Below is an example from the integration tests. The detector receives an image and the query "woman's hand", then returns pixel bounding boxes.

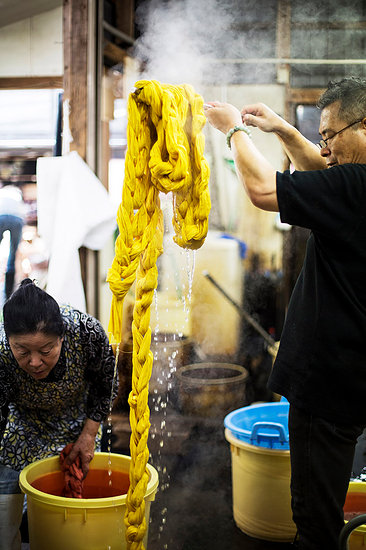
[203,101,243,134]
[241,103,288,134]
[66,419,100,478]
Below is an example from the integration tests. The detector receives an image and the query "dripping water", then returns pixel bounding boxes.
[107,343,120,487]
[182,249,196,324]
[186,249,196,304]
[148,250,196,548]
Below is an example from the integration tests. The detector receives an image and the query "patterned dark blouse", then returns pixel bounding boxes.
[0,305,118,471]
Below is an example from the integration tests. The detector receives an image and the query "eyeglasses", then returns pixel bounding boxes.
[317,119,364,149]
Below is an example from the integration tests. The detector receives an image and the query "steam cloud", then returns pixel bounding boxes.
[133,0,275,89]
[133,0,366,90]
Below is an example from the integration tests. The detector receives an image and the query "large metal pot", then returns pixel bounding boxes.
[113,334,194,411]
[150,332,193,396]
[176,362,248,418]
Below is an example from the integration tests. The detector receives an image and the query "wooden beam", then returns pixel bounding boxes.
[115,0,135,42]
[0,77,63,89]
[291,21,366,31]
[288,88,326,105]
[63,0,89,160]
[104,41,127,64]
[231,22,275,31]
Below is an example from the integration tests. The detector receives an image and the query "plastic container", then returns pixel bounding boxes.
[189,232,243,356]
[343,481,366,549]
[224,402,295,541]
[225,428,295,541]
[224,401,290,450]
[19,452,159,550]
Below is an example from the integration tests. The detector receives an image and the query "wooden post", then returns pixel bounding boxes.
[276,0,291,116]
[63,0,89,160]
[63,0,100,316]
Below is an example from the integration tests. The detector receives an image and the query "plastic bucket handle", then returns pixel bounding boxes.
[250,422,287,444]
[339,514,366,550]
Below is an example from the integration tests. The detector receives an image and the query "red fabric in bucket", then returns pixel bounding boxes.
[60,443,84,498]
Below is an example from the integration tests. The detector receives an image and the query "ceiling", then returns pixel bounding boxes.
[0,0,62,28]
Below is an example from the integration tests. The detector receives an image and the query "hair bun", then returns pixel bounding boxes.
[19,278,35,288]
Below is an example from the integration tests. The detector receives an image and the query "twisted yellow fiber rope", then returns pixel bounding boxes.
[107,79,210,550]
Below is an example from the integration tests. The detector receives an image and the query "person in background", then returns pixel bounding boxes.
[0,184,26,300]
[0,279,118,550]
[204,77,366,550]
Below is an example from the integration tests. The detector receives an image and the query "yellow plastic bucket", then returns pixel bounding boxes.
[343,481,366,549]
[225,428,296,542]
[19,452,159,550]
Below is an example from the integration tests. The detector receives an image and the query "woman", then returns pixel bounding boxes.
[0,279,118,550]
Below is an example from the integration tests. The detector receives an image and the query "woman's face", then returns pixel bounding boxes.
[8,332,63,380]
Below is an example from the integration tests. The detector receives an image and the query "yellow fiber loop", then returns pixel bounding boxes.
[107,79,210,549]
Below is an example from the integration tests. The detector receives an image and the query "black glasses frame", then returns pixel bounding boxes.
[317,119,364,149]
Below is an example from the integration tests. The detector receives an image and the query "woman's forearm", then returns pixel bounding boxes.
[82,418,100,438]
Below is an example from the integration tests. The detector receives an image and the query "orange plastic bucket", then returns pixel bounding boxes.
[344,482,366,549]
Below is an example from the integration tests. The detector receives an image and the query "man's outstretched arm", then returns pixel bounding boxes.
[241,103,326,171]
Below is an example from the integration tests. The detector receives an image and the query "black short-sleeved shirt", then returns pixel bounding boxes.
[269,164,366,424]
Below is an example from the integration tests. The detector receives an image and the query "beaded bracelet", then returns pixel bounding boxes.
[226,124,252,149]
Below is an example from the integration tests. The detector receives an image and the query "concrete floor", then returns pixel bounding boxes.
[109,399,295,550]
[21,386,295,549]
[21,396,366,549]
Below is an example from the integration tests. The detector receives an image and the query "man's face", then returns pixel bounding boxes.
[319,100,366,167]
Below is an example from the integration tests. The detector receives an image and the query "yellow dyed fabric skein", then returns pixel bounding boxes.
[107,79,210,550]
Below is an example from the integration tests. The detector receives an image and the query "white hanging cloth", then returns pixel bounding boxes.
[36,151,117,312]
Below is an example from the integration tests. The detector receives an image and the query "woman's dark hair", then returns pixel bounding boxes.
[3,279,65,338]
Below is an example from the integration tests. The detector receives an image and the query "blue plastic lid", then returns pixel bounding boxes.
[224,402,289,450]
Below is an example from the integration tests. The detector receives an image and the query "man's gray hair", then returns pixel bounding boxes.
[317,77,366,123]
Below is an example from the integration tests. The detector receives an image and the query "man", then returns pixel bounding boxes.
[0,185,26,299]
[204,77,366,549]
